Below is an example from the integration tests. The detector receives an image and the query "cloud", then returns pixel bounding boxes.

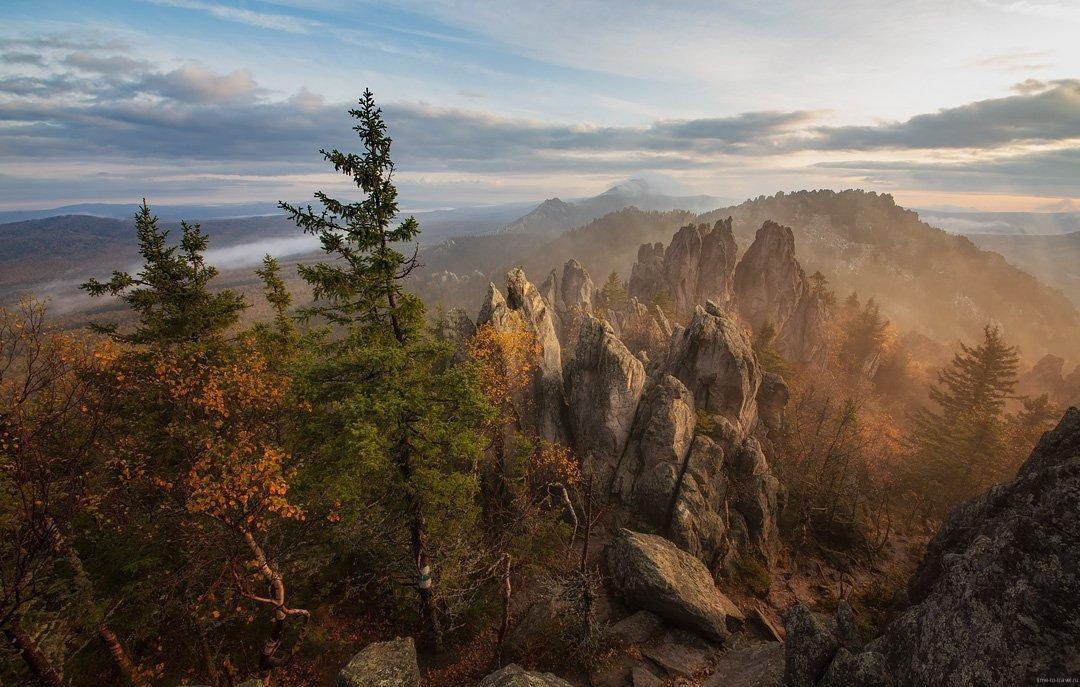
[1,52,45,66]
[971,49,1051,72]
[808,80,1080,150]
[148,0,327,34]
[62,52,149,75]
[139,66,262,104]
[1,36,1077,208]
[813,148,1080,196]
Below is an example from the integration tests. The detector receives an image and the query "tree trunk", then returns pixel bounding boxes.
[5,614,65,687]
[239,528,310,686]
[97,624,143,687]
[45,518,146,687]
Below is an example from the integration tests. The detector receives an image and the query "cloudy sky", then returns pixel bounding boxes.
[2,0,1078,211]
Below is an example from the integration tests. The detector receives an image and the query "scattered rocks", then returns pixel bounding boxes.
[609,610,664,645]
[703,641,785,687]
[782,605,839,687]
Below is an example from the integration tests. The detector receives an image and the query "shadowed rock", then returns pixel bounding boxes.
[567,314,645,484]
[783,407,1080,687]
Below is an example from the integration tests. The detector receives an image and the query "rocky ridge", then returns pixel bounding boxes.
[783,406,1080,686]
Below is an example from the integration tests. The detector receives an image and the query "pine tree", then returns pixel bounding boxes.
[281,90,489,648]
[909,324,1019,513]
[253,254,297,349]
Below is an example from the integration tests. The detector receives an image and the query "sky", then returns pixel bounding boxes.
[1,0,1078,212]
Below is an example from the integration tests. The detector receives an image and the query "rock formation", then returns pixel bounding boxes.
[605,528,744,642]
[783,407,1080,686]
[608,297,673,361]
[566,314,646,485]
[477,664,574,687]
[541,258,598,348]
[628,218,738,319]
[477,269,568,442]
[733,221,830,366]
[667,301,761,433]
[1019,354,1080,407]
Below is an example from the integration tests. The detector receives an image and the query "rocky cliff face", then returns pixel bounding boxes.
[605,302,780,569]
[478,269,568,442]
[608,297,673,362]
[784,406,1080,687]
[1019,354,1080,407]
[628,218,738,320]
[475,256,785,573]
[733,221,830,366]
[540,258,597,348]
[566,314,645,485]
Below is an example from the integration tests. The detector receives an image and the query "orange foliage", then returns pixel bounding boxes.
[467,318,539,421]
[105,336,303,531]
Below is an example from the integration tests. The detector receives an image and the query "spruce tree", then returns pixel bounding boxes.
[82,201,246,346]
[910,324,1019,513]
[599,271,628,312]
[281,89,488,648]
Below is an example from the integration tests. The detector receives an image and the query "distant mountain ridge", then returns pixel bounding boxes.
[498,178,727,236]
[416,190,1080,364]
[969,231,1080,307]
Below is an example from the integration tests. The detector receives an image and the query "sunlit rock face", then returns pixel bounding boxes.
[541,258,598,348]
[477,269,569,442]
[628,218,738,320]
[606,302,782,570]
[733,220,831,366]
[667,301,761,434]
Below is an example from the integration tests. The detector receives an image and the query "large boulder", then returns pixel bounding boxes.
[605,529,743,642]
[783,407,1080,686]
[703,640,784,687]
[567,315,646,483]
[337,637,420,687]
[478,664,574,687]
[667,301,761,433]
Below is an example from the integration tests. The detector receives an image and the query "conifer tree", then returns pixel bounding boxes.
[599,271,628,312]
[281,89,489,648]
[909,324,1020,513]
[82,201,246,346]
